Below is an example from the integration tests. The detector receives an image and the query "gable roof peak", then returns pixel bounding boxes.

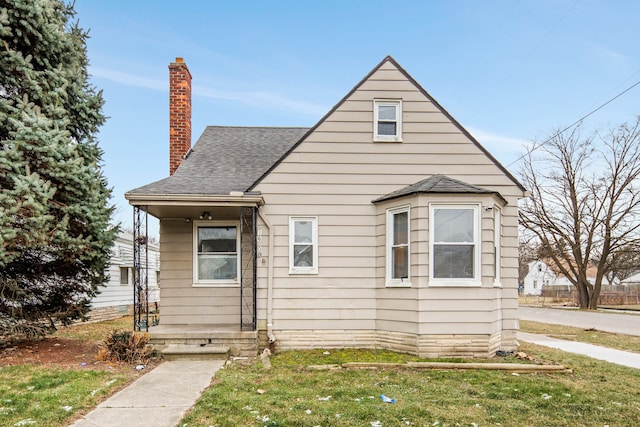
[382,54,397,63]
[250,57,524,192]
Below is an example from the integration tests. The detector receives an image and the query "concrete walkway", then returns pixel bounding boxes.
[71,360,224,427]
[518,332,640,369]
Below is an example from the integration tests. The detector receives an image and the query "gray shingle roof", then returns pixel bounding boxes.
[373,174,507,204]
[127,126,309,195]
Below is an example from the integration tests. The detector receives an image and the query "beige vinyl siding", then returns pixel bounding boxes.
[255,60,522,348]
[160,219,241,326]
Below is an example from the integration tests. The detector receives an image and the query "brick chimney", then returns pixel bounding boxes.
[168,57,192,175]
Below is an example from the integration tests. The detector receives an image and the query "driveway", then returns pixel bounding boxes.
[518,306,640,336]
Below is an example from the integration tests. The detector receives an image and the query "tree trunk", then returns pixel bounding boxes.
[576,281,590,309]
[575,278,599,310]
[588,285,601,310]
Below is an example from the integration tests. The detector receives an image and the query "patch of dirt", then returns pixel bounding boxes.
[0,337,156,372]
[0,338,98,368]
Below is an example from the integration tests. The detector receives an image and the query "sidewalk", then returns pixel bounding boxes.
[518,332,640,369]
[70,360,224,427]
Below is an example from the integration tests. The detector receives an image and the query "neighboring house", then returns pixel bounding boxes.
[125,56,527,358]
[523,260,558,295]
[523,259,619,296]
[90,231,160,321]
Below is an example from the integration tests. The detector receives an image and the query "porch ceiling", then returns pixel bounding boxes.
[125,193,263,219]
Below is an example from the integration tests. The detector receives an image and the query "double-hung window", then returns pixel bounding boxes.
[374,99,402,141]
[387,206,410,286]
[430,205,480,285]
[120,267,129,285]
[289,217,318,274]
[194,223,239,285]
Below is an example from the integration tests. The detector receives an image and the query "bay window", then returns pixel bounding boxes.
[430,204,480,284]
[387,206,410,286]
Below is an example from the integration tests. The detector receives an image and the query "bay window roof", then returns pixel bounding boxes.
[372,174,507,205]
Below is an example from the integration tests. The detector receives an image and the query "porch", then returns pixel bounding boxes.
[128,199,264,360]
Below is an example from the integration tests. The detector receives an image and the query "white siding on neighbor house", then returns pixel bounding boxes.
[159,219,241,326]
[254,60,523,344]
[523,261,558,296]
[93,232,160,313]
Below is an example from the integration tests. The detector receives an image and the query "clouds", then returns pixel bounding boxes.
[90,67,165,91]
[194,85,327,118]
[90,66,327,119]
[466,127,532,166]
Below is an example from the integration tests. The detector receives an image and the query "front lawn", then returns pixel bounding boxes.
[182,345,640,426]
[0,364,128,426]
[0,316,146,427]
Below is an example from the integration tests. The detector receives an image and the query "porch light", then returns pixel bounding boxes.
[199,211,212,220]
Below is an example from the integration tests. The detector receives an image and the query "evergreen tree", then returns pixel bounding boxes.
[0,0,116,340]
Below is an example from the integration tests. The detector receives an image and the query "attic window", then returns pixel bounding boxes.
[374,99,402,142]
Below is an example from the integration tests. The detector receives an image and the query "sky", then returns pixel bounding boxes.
[72,0,640,237]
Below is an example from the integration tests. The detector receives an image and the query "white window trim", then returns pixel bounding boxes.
[373,99,403,142]
[429,203,481,287]
[289,216,319,274]
[386,205,411,287]
[192,220,241,287]
[494,208,502,287]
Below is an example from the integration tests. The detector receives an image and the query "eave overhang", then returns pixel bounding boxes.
[124,192,264,219]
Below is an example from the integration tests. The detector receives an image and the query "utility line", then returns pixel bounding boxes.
[506,78,640,168]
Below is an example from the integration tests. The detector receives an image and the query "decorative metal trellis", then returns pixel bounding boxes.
[240,206,257,331]
[133,205,149,332]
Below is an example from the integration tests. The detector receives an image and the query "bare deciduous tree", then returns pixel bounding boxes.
[519,117,640,309]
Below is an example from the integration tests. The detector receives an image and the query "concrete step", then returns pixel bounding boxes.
[148,328,259,357]
[161,345,230,361]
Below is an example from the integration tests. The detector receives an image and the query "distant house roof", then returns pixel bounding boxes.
[622,271,640,284]
[372,174,508,204]
[127,126,309,196]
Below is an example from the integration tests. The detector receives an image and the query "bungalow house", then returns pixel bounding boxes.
[125,56,526,358]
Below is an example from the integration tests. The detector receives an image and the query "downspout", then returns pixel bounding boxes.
[258,206,276,344]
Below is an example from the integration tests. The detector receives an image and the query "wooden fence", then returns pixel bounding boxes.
[521,285,640,307]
